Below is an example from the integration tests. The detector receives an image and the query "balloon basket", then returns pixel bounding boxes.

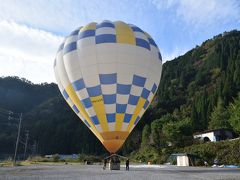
[103,154,127,170]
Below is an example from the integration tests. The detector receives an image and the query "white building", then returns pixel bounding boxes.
[193,128,236,142]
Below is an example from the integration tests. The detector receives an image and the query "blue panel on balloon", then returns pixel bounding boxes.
[106,113,116,122]
[134,116,140,125]
[136,38,150,50]
[87,85,102,97]
[148,38,158,48]
[62,90,69,99]
[70,29,80,36]
[78,30,95,39]
[158,52,162,61]
[96,22,115,28]
[128,95,139,105]
[116,104,127,113]
[81,98,92,108]
[117,84,131,94]
[132,75,146,87]
[130,26,144,33]
[99,73,117,84]
[72,105,79,114]
[96,34,116,44]
[141,88,150,99]
[143,100,149,109]
[91,116,100,125]
[84,120,91,127]
[58,43,64,52]
[151,83,157,94]
[103,94,116,104]
[123,113,132,123]
[63,42,77,54]
[72,78,85,91]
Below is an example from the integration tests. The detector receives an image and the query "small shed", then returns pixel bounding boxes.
[167,153,196,166]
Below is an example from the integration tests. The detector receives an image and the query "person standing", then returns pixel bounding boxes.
[103,158,107,170]
[126,159,129,171]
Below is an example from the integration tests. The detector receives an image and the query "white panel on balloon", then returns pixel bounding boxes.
[77,37,95,48]
[116,94,129,104]
[117,45,136,64]
[135,47,150,68]
[117,64,135,77]
[130,85,142,96]
[101,84,116,94]
[81,64,99,77]
[117,74,133,84]
[76,88,89,100]
[56,55,71,88]
[105,104,116,114]
[63,52,83,82]
[125,104,136,114]
[121,123,128,131]
[135,66,148,78]
[95,125,103,133]
[98,63,117,74]
[65,35,78,46]
[133,32,148,41]
[108,122,115,131]
[83,75,100,87]
[96,27,116,35]
[96,44,117,64]
[78,50,97,68]
[87,107,97,117]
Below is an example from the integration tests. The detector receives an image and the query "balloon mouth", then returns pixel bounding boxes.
[100,131,129,153]
[102,140,125,153]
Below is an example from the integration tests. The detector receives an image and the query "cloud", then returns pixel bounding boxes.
[0,0,149,34]
[0,20,63,83]
[161,47,188,62]
[151,0,240,28]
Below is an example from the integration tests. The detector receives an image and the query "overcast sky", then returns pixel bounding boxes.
[0,0,239,83]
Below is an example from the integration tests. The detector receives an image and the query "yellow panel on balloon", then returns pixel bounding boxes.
[115,113,125,131]
[127,97,146,132]
[114,21,135,45]
[65,84,103,142]
[90,95,109,132]
[80,22,96,32]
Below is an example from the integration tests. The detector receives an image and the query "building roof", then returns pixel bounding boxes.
[193,128,235,136]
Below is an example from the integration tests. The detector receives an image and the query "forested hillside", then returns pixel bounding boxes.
[0,30,240,157]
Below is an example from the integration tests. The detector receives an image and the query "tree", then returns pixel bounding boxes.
[162,118,193,148]
[151,119,166,150]
[208,98,231,130]
[228,93,240,133]
[141,124,151,147]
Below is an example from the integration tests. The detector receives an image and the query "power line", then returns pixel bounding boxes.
[13,113,22,166]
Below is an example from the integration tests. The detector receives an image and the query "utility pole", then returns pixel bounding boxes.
[24,130,29,160]
[13,113,22,166]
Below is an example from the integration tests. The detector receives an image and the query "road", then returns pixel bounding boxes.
[0,164,239,180]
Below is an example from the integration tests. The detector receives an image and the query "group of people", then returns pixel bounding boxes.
[103,157,129,170]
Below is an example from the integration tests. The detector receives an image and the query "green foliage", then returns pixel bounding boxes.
[141,124,151,147]
[208,98,231,130]
[179,139,240,165]
[162,117,193,148]
[228,93,240,133]
[52,154,60,162]
[1,30,240,158]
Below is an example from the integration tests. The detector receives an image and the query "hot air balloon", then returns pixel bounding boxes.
[54,20,162,153]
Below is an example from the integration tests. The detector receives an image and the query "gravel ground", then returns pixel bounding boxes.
[0,164,239,180]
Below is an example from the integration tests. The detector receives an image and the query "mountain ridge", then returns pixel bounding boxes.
[0,29,240,155]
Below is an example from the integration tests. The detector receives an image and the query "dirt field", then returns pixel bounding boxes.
[0,164,239,180]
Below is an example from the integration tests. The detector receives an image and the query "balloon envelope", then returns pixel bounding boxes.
[54,21,162,153]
